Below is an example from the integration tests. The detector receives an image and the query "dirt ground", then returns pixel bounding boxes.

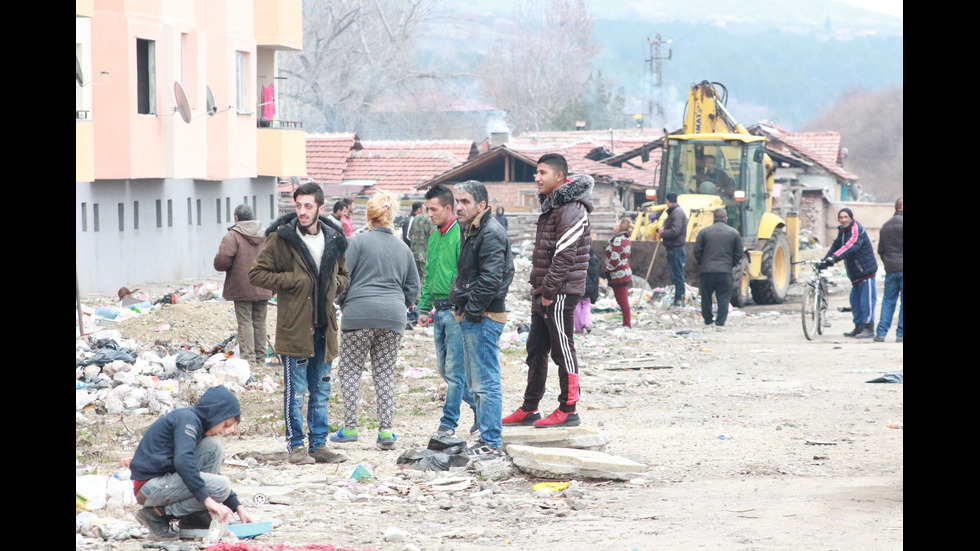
[75,250,903,551]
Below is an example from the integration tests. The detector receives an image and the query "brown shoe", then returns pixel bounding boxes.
[288,446,316,465]
[309,446,347,464]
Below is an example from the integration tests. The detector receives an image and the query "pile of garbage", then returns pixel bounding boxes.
[77,282,223,337]
[76,329,276,418]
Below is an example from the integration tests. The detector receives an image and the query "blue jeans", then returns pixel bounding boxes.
[667,247,686,302]
[876,272,903,338]
[433,309,475,432]
[281,327,332,452]
[137,437,231,517]
[460,316,504,449]
[849,277,876,325]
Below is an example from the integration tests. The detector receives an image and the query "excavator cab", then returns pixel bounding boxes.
[659,133,768,242]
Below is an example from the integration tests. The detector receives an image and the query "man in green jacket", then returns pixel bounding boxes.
[249,183,349,466]
[417,184,476,438]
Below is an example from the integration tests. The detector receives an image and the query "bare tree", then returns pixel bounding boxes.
[804,85,903,201]
[477,0,601,134]
[279,0,440,133]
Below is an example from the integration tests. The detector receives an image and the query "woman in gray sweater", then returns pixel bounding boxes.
[333,192,420,450]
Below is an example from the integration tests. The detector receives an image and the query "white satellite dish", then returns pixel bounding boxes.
[174,81,192,123]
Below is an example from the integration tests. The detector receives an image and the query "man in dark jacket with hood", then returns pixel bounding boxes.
[129,386,253,540]
[250,183,349,465]
[213,204,274,367]
[822,207,878,338]
[658,193,689,307]
[874,198,902,342]
[694,209,743,327]
[503,154,593,429]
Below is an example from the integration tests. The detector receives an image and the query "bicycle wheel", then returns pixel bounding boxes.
[816,289,826,336]
[801,285,818,340]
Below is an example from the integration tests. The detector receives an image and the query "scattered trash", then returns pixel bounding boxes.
[349,464,374,481]
[866,370,903,383]
[402,367,436,379]
[532,482,569,492]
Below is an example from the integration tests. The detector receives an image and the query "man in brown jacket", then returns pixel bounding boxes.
[213,204,274,367]
[503,153,594,428]
[249,183,349,465]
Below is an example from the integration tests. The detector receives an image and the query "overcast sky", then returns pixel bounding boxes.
[836,0,902,18]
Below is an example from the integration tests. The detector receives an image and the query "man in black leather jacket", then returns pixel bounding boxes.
[450,180,514,459]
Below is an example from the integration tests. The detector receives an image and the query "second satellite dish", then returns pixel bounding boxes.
[206,86,217,116]
[174,81,192,123]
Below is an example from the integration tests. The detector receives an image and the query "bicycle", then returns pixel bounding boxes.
[793,260,830,340]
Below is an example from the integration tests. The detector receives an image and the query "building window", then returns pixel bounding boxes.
[136,38,156,115]
[270,195,275,220]
[93,203,100,232]
[236,51,248,113]
[226,198,231,223]
[81,203,88,232]
[196,199,202,226]
[133,201,140,230]
[216,198,222,224]
[118,203,125,232]
[187,197,193,225]
[167,199,173,227]
[156,199,163,228]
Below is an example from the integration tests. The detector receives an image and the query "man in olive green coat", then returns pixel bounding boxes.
[249,183,349,465]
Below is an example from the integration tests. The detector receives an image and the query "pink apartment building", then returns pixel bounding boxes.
[76,0,305,293]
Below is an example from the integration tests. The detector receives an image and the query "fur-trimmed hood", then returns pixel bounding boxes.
[539,174,595,213]
[265,212,345,238]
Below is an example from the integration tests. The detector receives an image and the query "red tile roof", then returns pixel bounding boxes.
[750,123,857,181]
[344,150,461,196]
[359,139,476,163]
[306,133,361,186]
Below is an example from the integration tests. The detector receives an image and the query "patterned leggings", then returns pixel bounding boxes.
[338,328,402,432]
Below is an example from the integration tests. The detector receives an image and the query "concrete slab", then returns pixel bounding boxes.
[505,444,647,481]
[501,425,608,451]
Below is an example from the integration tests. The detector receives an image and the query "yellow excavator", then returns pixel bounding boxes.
[631,81,798,305]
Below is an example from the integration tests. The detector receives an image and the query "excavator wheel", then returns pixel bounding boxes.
[730,254,751,308]
[750,229,791,304]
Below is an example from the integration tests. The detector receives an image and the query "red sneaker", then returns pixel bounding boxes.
[533,409,580,428]
[501,407,542,425]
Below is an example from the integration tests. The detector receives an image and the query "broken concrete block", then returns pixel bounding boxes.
[501,425,608,451]
[505,444,647,481]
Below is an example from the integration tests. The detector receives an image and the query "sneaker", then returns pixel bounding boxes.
[288,446,316,465]
[135,507,177,540]
[377,431,397,450]
[533,409,580,428]
[435,426,455,438]
[465,441,505,459]
[177,510,212,531]
[873,336,885,342]
[896,337,903,343]
[501,407,541,426]
[469,422,480,436]
[309,446,347,464]
[329,428,359,443]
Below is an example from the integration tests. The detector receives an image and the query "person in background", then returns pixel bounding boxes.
[332,192,420,450]
[821,208,878,339]
[213,204,273,367]
[494,206,509,233]
[574,249,600,333]
[874,198,903,343]
[658,192,688,307]
[693,209,743,327]
[341,198,356,238]
[604,217,634,328]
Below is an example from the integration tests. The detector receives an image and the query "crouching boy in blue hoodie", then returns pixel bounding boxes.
[128,385,254,540]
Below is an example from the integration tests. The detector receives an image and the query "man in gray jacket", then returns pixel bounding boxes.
[694,209,743,327]
[874,198,903,342]
[213,204,273,367]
